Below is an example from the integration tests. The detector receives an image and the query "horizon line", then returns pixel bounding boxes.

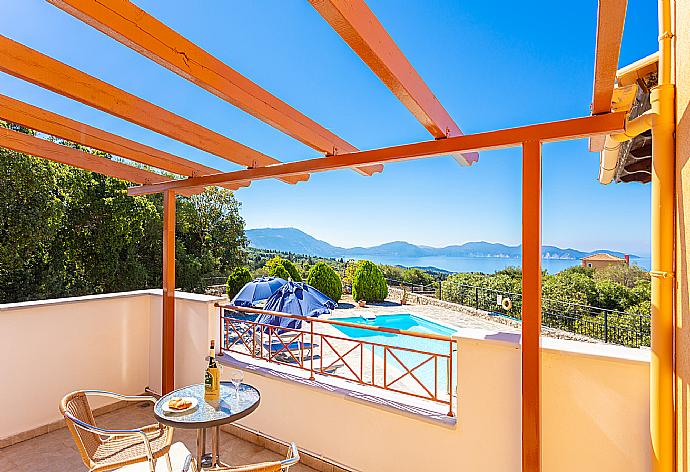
[245,226,649,257]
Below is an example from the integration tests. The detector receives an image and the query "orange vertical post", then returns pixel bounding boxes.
[162,190,176,394]
[521,140,542,471]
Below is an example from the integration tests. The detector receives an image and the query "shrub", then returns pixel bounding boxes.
[402,267,434,286]
[264,255,302,281]
[270,264,291,281]
[352,260,388,302]
[307,262,342,302]
[280,258,302,282]
[342,260,365,285]
[226,267,252,299]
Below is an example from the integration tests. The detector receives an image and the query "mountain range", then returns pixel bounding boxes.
[246,227,637,261]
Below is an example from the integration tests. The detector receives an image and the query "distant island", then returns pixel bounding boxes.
[245,227,638,261]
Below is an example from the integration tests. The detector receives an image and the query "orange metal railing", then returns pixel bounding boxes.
[216,304,457,416]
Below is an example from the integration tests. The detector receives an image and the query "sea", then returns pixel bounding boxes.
[345,254,652,274]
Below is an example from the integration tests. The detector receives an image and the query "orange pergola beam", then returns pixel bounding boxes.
[521,140,542,471]
[162,189,176,394]
[0,126,170,185]
[0,93,248,191]
[591,0,627,115]
[128,112,626,196]
[309,0,478,166]
[589,0,627,152]
[46,0,382,177]
[0,35,307,185]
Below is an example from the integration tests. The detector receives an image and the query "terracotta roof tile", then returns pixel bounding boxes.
[581,253,626,261]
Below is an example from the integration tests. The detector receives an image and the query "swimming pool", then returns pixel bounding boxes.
[331,314,457,399]
[333,313,457,339]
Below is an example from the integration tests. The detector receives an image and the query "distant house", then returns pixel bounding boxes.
[581,253,630,269]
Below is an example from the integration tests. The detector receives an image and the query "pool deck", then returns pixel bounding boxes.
[329,295,520,333]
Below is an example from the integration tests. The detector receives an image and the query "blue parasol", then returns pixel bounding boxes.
[257,281,336,330]
[230,276,287,307]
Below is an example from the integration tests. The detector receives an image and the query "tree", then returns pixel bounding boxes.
[182,187,248,273]
[0,148,67,302]
[343,260,365,285]
[175,187,248,292]
[594,279,633,311]
[226,267,252,299]
[594,264,649,288]
[402,268,434,286]
[0,133,249,303]
[307,262,342,302]
[270,264,291,280]
[352,260,388,302]
[281,258,302,281]
[264,255,302,281]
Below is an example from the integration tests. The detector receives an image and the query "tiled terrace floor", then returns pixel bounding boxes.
[0,403,317,472]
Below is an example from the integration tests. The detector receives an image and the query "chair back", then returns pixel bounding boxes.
[60,391,101,467]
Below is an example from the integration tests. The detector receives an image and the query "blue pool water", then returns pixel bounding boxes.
[331,314,457,399]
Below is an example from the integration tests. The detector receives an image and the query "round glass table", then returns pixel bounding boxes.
[154,382,260,469]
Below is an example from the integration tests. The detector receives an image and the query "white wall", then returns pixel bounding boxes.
[0,290,222,441]
[0,291,151,439]
[0,292,650,472]
[230,330,650,472]
[148,291,223,393]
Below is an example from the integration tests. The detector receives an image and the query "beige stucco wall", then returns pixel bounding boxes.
[0,291,152,440]
[147,292,223,395]
[0,290,222,442]
[676,0,690,470]
[0,291,651,471]
[227,331,650,472]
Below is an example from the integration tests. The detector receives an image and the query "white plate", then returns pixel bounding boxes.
[161,397,198,414]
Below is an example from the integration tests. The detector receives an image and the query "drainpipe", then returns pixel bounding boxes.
[650,0,675,469]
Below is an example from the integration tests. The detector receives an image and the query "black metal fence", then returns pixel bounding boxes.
[387,278,650,348]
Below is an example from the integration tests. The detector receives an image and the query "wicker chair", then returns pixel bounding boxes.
[211,443,300,472]
[60,390,175,472]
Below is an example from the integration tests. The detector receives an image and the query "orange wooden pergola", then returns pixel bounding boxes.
[0,1,634,471]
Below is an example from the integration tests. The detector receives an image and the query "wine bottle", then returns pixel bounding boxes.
[204,340,220,400]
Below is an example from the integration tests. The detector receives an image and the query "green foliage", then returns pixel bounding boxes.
[352,260,388,302]
[264,255,302,281]
[307,262,342,302]
[543,270,596,306]
[559,265,595,278]
[270,264,291,280]
[343,260,365,285]
[402,268,434,286]
[0,136,248,303]
[494,266,523,279]
[226,267,252,299]
[593,263,649,288]
[378,264,435,286]
[280,258,302,282]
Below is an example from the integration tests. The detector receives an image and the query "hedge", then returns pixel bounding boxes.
[307,262,342,302]
[352,260,388,302]
[226,267,252,299]
[265,256,302,281]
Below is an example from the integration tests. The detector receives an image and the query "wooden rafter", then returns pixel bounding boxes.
[589,0,627,152]
[1,126,168,184]
[46,0,383,177]
[591,0,627,115]
[128,112,626,196]
[309,0,478,166]
[0,94,248,190]
[0,35,307,185]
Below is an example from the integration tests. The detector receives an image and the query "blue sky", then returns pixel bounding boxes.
[1,1,657,255]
